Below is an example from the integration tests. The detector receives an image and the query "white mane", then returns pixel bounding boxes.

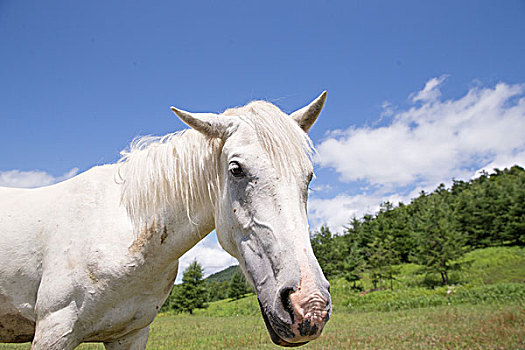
[118,130,221,228]
[118,100,314,227]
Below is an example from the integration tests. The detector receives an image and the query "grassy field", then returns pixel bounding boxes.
[149,304,525,349]
[1,304,524,349]
[1,247,524,349]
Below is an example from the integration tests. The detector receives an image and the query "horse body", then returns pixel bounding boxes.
[0,93,331,349]
[0,165,196,347]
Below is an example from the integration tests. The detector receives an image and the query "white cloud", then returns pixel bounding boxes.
[379,101,395,119]
[474,150,525,178]
[316,79,525,190]
[309,194,380,233]
[308,193,407,233]
[312,78,525,232]
[0,168,79,188]
[176,232,237,283]
[410,75,448,103]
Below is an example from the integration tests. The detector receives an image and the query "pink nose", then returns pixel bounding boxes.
[288,288,329,340]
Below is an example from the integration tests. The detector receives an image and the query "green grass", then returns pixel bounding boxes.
[1,247,524,349]
[2,304,524,349]
[331,281,525,313]
[456,246,525,285]
[151,304,525,349]
[194,294,260,317]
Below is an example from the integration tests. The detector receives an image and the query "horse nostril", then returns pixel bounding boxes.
[279,287,295,324]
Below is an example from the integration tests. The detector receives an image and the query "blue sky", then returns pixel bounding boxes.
[1,1,525,278]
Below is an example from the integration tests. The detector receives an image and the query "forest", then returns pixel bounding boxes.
[311,165,525,289]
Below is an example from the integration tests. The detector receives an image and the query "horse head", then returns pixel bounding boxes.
[171,92,331,347]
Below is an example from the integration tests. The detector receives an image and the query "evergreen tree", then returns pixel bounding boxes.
[506,166,525,245]
[160,283,180,313]
[369,235,400,291]
[454,166,525,247]
[228,271,250,300]
[311,225,342,279]
[339,226,365,289]
[172,260,207,314]
[374,203,402,290]
[410,187,466,285]
[342,215,379,287]
[206,281,229,302]
[340,243,364,288]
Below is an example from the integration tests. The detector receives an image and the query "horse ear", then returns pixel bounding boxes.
[170,107,235,138]
[290,91,327,133]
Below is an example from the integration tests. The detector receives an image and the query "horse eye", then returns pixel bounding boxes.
[229,161,244,177]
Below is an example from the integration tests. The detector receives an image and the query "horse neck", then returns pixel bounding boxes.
[128,204,216,264]
[122,131,220,263]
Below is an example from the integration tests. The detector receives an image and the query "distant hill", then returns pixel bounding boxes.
[205,265,241,283]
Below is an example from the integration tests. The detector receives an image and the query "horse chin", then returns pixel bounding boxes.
[258,299,309,348]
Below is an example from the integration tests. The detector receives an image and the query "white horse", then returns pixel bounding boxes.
[0,92,331,349]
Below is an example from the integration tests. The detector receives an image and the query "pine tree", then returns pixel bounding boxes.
[340,236,365,289]
[207,281,229,302]
[228,271,250,300]
[341,215,376,287]
[311,225,342,279]
[410,188,466,285]
[172,260,207,314]
[341,249,364,287]
[506,166,525,245]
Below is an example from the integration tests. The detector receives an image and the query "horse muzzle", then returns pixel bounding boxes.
[258,281,331,347]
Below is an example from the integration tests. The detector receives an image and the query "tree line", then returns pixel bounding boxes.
[311,165,525,289]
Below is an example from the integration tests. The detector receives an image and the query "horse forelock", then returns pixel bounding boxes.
[224,100,315,178]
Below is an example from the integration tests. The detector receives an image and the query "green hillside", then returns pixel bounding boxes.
[311,166,525,288]
[205,265,241,283]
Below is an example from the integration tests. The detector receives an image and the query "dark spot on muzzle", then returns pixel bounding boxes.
[297,319,319,337]
[258,299,308,347]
